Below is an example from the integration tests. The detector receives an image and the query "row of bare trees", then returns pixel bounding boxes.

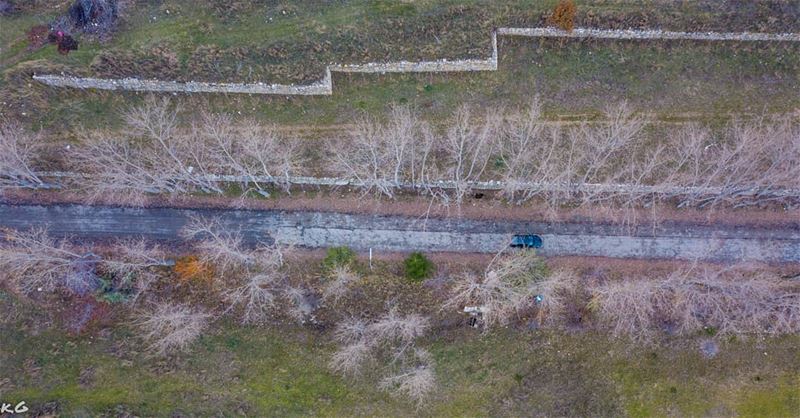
[589,265,800,341]
[71,98,303,204]
[2,98,798,207]
[444,251,800,341]
[331,101,800,208]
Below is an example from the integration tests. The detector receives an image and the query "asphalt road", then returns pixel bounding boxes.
[0,204,798,262]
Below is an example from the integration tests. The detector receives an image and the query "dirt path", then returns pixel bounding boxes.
[1,203,797,263]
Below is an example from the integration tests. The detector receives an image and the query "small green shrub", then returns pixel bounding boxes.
[323,246,357,270]
[225,336,241,349]
[403,252,434,282]
[99,291,127,304]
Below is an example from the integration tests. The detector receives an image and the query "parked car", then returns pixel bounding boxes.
[510,234,543,249]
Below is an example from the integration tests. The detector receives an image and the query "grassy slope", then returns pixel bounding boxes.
[2,0,800,132]
[2,291,798,417]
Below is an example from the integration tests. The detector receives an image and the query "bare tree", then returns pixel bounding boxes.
[0,227,93,295]
[570,102,647,205]
[135,301,211,356]
[0,228,168,299]
[664,118,800,208]
[322,265,360,304]
[72,97,223,204]
[529,269,584,326]
[196,112,304,196]
[497,100,567,204]
[180,216,252,272]
[330,317,372,375]
[666,266,800,336]
[589,265,800,341]
[379,347,436,407]
[443,249,546,328]
[368,307,430,350]
[438,106,501,205]
[102,238,170,304]
[181,216,286,324]
[589,276,673,341]
[328,106,434,198]
[330,307,435,405]
[0,122,46,191]
[224,272,279,324]
[331,308,430,368]
[495,101,649,208]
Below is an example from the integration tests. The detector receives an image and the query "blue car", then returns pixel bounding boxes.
[510,234,543,249]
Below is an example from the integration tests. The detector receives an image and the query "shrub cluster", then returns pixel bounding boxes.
[445,259,800,341]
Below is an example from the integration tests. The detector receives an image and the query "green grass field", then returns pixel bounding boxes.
[1,254,798,418]
[3,0,800,132]
[2,302,798,417]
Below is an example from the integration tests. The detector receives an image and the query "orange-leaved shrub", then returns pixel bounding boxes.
[549,0,577,31]
[174,255,214,284]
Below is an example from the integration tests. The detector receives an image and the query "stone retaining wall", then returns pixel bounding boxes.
[33,69,332,95]
[32,171,800,201]
[498,27,800,42]
[33,27,800,96]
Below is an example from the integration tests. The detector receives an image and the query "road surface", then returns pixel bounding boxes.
[0,204,798,262]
